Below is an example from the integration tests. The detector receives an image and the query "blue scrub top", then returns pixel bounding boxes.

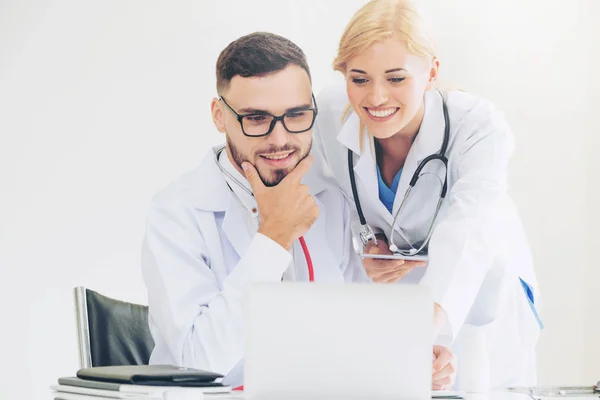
[376,165,402,214]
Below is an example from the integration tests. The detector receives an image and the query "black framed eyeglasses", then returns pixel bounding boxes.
[219,94,318,137]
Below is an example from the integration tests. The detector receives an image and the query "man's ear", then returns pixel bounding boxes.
[425,57,440,91]
[211,97,226,133]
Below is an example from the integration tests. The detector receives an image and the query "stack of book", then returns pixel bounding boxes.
[51,365,233,400]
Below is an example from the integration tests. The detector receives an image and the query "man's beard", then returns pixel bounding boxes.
[227,136,312,187]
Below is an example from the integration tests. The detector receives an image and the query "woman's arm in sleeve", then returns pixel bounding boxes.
[420,101,515,340]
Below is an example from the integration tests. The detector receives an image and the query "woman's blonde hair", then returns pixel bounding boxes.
[333,0,437,149]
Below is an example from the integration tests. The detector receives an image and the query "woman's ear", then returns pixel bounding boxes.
[211,97,226,134]
[426,57,440,91]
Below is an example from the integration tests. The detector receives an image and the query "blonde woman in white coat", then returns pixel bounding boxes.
[313,0,542,389]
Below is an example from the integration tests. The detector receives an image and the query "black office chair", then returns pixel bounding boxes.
[73,286,155,368]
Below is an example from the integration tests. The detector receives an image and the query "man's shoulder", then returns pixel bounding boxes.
[312,178,349,217]
[149,149,225,214]
[150,168,198,210]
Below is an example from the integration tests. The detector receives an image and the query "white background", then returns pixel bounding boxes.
[0,0,598,399]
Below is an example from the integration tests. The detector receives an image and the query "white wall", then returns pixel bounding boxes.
[0,1,597,399]
[585,0,600,384]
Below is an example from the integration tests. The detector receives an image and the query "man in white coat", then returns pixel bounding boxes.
[141,32,456,389]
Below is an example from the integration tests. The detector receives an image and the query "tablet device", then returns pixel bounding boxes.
[358,252,429,262]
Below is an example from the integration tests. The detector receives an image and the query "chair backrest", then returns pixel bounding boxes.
[74,286,155,368]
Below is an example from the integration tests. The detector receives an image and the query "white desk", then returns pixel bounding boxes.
[50,390,600,400]
[203,392,600,400]
[201,393,533,400]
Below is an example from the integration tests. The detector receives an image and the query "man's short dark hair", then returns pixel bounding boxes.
[216,32,311,94]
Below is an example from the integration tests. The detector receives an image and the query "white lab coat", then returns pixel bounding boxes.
[141,145,369,388]
[313,83,542,388]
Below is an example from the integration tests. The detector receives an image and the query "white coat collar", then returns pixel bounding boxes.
[336,110,365,156]
[409,89,447,165]
[187,146,231,212]
[189,146,256,260]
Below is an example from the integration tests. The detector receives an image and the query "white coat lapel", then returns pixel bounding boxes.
[354,142,393,222]
[221,201,253,259]
[299,196,344,283]
[190,146,231,212]
[391,90,447,217]
[192,146,253,259]
[337,112,393,225]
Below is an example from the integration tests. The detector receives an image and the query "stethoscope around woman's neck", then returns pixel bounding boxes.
[348,90,450,255]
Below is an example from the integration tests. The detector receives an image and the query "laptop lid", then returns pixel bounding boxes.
[243,282,433,400]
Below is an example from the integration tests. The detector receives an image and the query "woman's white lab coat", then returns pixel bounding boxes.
[312,83,542,388]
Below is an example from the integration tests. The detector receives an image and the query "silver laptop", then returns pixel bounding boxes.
[243,282,433,400]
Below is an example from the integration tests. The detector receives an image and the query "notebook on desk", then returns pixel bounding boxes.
[52,365,232,399]
[55,377,231,394]
[76,364,223,386]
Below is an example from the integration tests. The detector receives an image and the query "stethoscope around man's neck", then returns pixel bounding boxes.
[214,146,315,281]
[348,90,450,255]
